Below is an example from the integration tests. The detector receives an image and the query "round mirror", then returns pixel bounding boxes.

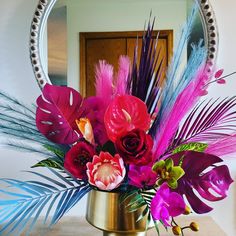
[30,0,218,92]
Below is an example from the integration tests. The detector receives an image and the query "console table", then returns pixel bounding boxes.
[23,216,226,236]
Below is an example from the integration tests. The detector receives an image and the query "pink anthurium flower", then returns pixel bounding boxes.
[104,95,151,142]
[86,152,126,191]
[151,183,185,226]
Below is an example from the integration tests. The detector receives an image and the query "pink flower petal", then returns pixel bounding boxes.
[86,152,126,191]
[214,69,224,78]
[216,78,226,84]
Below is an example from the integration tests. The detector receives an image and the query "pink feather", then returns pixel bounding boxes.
[154,66,211,158]
[115,56,130,95]
[95,60,114,105]
[206,133,236,157]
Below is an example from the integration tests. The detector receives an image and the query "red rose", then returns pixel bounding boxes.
[115,129,153,165]
[64,141,96,180]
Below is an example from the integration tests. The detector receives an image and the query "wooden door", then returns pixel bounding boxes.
[80,30,173,97]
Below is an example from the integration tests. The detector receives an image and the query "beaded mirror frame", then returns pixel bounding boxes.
[29,0,218,90]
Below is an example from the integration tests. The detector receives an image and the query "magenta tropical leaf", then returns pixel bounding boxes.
[36,84,83,144]
[171,151,233,214]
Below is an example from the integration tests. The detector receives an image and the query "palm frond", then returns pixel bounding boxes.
[0,168,91,236]
[3,141,57,159]
[127,18,163,114]
[0,91,35,117]
[0,90,69,159]
[172,97,236,149]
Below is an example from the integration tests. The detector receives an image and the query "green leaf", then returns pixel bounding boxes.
[127,194,144,207]
[128,201,146,212]
[136,205,149,222]
[119,190,139,205]
[31,159,63,169]
[43,144,66,158]
[100,141,116,155]
[154,220,160,236]
[172,142,208,154]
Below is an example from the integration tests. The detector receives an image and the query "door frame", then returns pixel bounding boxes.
[80,30,173,97]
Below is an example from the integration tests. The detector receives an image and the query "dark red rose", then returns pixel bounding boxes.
[64,141,96,180]
[115,129,153,165]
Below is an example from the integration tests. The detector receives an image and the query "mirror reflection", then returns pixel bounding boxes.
[47,0,204,95]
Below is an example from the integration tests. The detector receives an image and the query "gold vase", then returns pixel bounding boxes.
[86,189,152,236]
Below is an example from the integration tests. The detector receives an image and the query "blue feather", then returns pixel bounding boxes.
[150,4,207,136]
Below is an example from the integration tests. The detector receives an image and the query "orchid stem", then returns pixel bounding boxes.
[204,71,236,88]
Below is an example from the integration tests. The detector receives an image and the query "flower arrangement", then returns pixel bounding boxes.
[0,13,235,236]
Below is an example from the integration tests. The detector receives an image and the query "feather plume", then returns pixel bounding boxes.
[153,65,211,158]
[150,4,203,137]
[95,60,114,105]
[206,133,236,157]
[115,55,131,95]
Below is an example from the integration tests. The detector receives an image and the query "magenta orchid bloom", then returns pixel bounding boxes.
[151,183,185,226]
[171,151,234,214]
[86,152,126,191]
[128,164,157,188]
[104,95,151,142]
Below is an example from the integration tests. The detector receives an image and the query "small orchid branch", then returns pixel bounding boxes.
[204,71,236,88]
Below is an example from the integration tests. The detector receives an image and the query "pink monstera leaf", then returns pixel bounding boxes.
[36,84,83,144]
[104,95,151,142]
[171,151,233,214]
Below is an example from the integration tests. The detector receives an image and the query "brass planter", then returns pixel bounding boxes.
[86,189,152,236]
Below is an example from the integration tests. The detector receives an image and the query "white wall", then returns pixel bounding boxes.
[65,0,187,90]
[0,0,236,235]
[204,1,236,235]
